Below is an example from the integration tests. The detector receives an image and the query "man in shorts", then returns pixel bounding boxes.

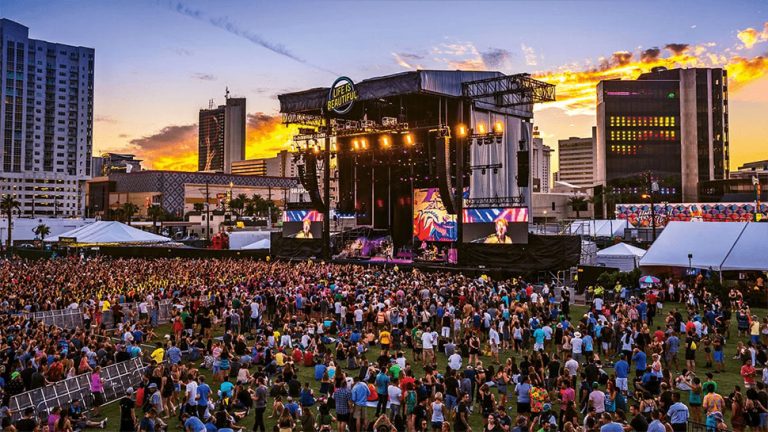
[351,376,370,432]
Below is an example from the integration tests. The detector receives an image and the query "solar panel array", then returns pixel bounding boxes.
[9,357,145,421]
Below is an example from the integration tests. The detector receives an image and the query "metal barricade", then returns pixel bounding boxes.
[25,308,84,330]
[9,357,145,420]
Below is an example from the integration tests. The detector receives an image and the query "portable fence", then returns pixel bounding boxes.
[9,357,145,421]
[25,308,84,330]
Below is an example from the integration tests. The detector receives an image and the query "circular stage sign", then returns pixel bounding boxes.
[327,76,358,115]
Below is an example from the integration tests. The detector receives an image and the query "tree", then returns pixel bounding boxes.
[121,202,139,225]
[0,195,20,250]
[229,196,245,218]
[32,223,51,242]
[569,196,589,219]
[193,203,204,214]
[147,205,164,233]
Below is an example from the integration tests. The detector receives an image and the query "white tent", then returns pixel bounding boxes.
[46,221,171,246]
[567,219,633,237]
[229,231,271,250]
[639,221,768,271]
[241,238,271,250]
[596,242,647,272]
[721,223,768,271]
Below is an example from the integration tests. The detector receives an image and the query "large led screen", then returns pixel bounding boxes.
[462,207,529,244]
[283,210,323,239]
[413,188,457,242]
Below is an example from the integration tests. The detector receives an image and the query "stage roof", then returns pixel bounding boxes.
[279,70,521,114]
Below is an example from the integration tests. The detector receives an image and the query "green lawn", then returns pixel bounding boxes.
[94,304,762,430]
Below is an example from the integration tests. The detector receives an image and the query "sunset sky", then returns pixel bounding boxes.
[2,0,767,173]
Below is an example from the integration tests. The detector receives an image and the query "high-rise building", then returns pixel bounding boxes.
[557,129,596,188]
[0,19,94,217]
[231,159,267,176]
[531,126,552,192]
[596,67,729,203]
[91,152,142,176]
[198,97,245,173]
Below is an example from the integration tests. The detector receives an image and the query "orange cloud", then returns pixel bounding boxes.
[121,113,298,171]
[533,43,768,116]
[737,22,768,49]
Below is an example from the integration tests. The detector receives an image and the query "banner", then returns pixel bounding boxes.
[616,202,768,228]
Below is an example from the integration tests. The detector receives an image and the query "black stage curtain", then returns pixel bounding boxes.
[462,234,581,272]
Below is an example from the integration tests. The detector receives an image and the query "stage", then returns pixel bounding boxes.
[276,70,572,272]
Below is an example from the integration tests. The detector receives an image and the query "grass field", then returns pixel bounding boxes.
[93,304,762,430]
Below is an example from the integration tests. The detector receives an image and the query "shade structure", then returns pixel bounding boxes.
[46,221,171,246]
[567,220,633,237]
[596,242,646,272]
[639,221,768,271]
[639,275,660,284]
[241,239,271,250]
[721,223,768,271]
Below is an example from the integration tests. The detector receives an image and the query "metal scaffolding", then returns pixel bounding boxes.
[462,73,556,107]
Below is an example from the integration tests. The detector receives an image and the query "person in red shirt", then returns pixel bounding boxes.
[303,350,314,367]
[654,327,665,343]
[741,359,757,388]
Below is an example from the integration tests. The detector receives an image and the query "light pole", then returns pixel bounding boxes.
[198,182,211,243]
[543,210,548,232]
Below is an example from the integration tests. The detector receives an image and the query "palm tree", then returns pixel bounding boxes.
[147,205,164,233]
[32,223,51,242]
[121,202,139,225]
[1,195,20,250]
[568,196,589,219]
[193,202,205,213]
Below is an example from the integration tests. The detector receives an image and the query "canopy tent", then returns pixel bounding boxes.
[596,242,647,272]
[228,231,271,250]
[639,221,768,271]
[46,221,171,246]
[566,219,633,237]
[241,238,271,250]
[721,223,768,271]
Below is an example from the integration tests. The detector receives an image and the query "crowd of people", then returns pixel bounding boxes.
[0,256,763,432]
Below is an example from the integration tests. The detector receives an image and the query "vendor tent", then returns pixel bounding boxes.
[566,219,632,237]
[46,221,171,246]
[596,242,647,272]
[241,238,271,250]
[721,223,768,271]
[639,221,768,271]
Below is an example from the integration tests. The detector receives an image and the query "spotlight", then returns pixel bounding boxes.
[361,138,368,149]
[380,135,390,148]
[404,133,414,146]
[457,124,467,137]
[477,123,486,134]
[332,143,338,152]
[353,139,360,150]
[494,121,503,133]
[313,145,320,154]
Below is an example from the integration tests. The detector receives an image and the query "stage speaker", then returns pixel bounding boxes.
[436,136,456,214]
[298,153,326,211]
[517,150,530,188]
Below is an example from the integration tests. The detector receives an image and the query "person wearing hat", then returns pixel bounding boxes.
[571,331,584,363]
[534,403,557,429]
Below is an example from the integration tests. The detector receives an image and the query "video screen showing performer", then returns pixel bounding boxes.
[283,210,323,240]
[462,207,529,244]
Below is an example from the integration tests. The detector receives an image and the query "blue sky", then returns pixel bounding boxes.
[1,0,767,170]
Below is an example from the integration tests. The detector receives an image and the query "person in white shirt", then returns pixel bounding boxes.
[594,297,603,312]
[422,327,436,365]
[571,332,584,362]
[489,327,501,363]
[448,353,462,371]
[565,354,579,377]
[387,383,403,418]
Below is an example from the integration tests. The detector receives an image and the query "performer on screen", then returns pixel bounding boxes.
[481,219,513,244]
[295,219,314,239]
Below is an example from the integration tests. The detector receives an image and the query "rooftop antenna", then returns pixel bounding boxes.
[225,86,230,100]
[208,99,214,110]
